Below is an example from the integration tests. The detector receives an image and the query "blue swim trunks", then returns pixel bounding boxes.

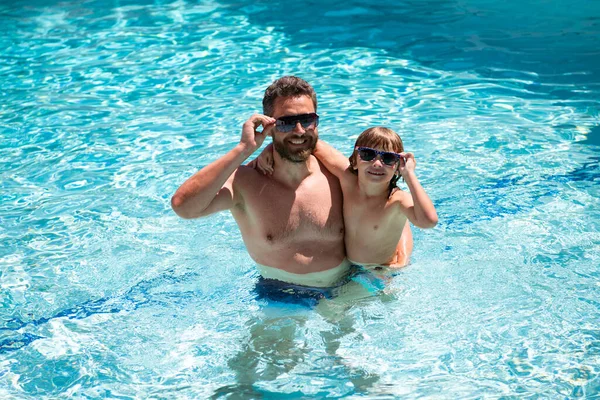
[253,277,339,308]
[253,264,387,308]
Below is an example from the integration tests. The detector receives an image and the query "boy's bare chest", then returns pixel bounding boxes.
[344,197,396,232]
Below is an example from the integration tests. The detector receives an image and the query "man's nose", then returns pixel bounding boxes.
[292,121,305,134]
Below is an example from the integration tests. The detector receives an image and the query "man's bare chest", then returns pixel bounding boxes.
[234,175,344,242]
[255,186,336,225]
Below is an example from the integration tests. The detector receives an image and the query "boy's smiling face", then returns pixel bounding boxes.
[354,146,400,185]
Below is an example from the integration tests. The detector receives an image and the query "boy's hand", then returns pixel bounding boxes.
[240,114,275,154]
[398,152,416,176]
[255,143,274,175]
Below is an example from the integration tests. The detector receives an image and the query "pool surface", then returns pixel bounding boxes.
[1,0,600,398]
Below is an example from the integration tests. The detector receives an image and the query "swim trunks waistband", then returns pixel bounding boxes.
[255,259,351,288]
[348,259,385,269]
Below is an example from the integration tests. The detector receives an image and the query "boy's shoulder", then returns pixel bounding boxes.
[338,167,359,187]
[390,186,406,197]
[389,187,412,206]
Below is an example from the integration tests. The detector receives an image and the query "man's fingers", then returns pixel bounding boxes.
[264,124,275,137]
[250,115,276,130]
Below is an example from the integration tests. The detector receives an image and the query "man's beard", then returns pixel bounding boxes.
[273,137,317,163]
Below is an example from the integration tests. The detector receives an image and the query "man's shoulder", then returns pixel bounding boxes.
[236,163,258,175]
[233,164,264,185]
[232,164,280,196]
[228,165,271,210]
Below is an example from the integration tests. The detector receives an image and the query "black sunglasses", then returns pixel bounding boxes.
[356,146,402,166]
[275,113,319,132]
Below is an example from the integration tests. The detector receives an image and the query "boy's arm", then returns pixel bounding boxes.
[249,143,274,175]
[396,153,438,229]
[313,140,351,179]
[171,114,275,219]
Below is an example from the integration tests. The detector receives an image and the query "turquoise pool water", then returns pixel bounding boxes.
[1,0,599,398]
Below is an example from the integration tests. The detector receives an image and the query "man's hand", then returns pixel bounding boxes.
[398,152,416,177]
[241,114,275,154]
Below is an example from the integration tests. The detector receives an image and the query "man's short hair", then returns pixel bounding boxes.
[262,76,318,116]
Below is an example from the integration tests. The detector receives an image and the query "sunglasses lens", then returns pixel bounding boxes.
[382,153,399,165]
[300,116,318,129]
[358,147,400,166]
[358,148,376,161]
[277,123,294,132]
[275,121,294,132]
[276,114,318,132]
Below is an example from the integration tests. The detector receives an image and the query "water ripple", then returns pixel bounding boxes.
[1,0,599,397]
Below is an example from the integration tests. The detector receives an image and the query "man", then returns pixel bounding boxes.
[171,76,349,287]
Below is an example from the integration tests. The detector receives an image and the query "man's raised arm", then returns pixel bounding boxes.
[171,114,275,219]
